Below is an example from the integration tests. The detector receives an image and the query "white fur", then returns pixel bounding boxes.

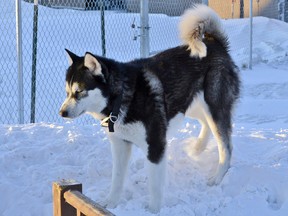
[60,82,107,119]
[147,153,166,213]
[104,114,185,212]
[179,4,225,58]
[185,92,231,185]
[100,136,132,208]
[185,92,211,153]
[113,120,148,153]
[143,70,163,95]
[84,88,108,114]
[143,70,166,117]
[84,53,102,76]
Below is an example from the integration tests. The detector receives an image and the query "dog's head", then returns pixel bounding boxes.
[59,49,108,119]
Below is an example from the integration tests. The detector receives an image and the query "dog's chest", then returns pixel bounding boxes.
[108,121,148,152]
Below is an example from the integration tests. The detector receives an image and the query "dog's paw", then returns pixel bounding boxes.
[148,202,161,214]
[207,167,228,186]
[207,165,229,186]
[207,175,222,186]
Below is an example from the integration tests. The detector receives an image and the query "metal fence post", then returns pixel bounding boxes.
[249,0,253,69]
[240,0,244,18]
[140,0,149,58]
[15,0,24,124]
[31,0,39,123]
[100,0,106,57]
[285,0,288,22]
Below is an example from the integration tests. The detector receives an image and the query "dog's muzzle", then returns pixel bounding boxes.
[59,110,68,118]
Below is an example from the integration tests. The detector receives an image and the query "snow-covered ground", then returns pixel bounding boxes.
[1,2,288,216]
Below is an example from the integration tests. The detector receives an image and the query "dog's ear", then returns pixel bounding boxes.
[65,49,79,66]
[84,52,102,76]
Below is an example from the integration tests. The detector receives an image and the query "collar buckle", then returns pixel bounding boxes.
[101,112,119,132]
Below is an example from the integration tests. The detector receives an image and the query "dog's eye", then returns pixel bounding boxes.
[74,90,83,100]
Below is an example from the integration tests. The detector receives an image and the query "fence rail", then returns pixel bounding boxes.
[53,180,114,216]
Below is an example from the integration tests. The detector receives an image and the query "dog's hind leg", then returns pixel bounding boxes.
[202,105,232,186]
[101,136,132,208]
[147,153,167,213]
[202,66,239,185]
[185,93,211,154]
[194,116,211,154]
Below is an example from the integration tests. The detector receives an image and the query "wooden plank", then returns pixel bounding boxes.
[76,210,85,216]
[64,190,115,216]
[53,180,82,216]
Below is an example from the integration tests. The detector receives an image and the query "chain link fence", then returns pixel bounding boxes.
[0,1,18,124]
[1,0,287,125]
[1,0,140,125]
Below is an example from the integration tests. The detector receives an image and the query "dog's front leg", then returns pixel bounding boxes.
[102,135,132,208]
[148,153,167,213]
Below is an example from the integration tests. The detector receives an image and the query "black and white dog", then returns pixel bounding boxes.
[59,5,240,213]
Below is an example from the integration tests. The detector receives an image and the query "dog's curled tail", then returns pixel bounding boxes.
[179,4,228,58]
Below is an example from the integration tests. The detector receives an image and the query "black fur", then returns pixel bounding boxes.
[65,37,240,164]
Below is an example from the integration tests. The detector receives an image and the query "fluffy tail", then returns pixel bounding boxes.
[179,4,228,58]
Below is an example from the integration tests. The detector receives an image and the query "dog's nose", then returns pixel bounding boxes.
[59,110,68,118]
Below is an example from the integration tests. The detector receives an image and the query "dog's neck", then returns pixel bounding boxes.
[86,112,106,121]
[99,87,123,132]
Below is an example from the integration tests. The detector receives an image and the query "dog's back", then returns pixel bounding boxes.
[125,21,239,122]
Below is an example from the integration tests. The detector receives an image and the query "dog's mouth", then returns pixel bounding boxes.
[78,110,85,117]
[59,109,85,119]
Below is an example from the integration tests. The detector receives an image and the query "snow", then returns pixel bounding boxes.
[1,2,288,216]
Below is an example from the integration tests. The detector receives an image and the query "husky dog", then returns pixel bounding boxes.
[59,5,240,213]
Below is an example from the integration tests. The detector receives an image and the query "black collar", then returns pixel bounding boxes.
[109,92,122,132]
[100,93,122,132]
[101,74,123,132]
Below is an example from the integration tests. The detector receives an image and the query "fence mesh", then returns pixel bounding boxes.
[0,1,18,124]
[1,0,287,125]
[2,0,140,125]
